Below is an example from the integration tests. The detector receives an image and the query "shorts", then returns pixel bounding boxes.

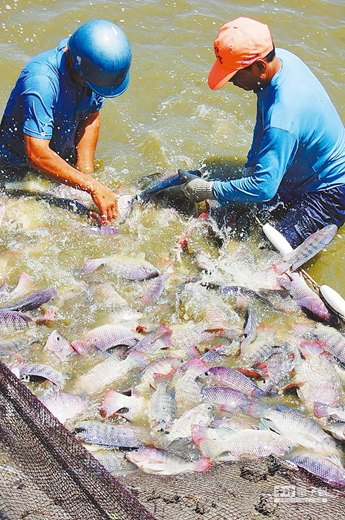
[275,185,345,248]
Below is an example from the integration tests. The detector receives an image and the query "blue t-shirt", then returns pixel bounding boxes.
[213,48,345,204]
[0,39,104,166]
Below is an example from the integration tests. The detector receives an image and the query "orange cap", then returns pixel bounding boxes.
[208,17,273,90]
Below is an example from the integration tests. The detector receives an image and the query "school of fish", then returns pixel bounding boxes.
[0,183,344,490]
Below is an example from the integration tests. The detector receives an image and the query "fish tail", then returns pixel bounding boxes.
[195,456,212,473]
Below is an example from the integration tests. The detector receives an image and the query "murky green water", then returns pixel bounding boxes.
[0,0,344,484]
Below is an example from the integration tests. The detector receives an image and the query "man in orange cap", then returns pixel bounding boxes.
[178,17,345,247]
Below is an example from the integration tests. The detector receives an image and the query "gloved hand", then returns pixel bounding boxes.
[178,169,215,203]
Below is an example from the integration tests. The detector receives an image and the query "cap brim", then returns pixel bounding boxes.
[87,71,130,98]
[208,60,238,90]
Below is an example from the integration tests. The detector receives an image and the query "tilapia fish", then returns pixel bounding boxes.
[193,426,291,461]
[137,170,202,203]
[278,271,331,321]
[83,254,160,281]
[73,351,148,396]
[73,421,143,448]
[40,391,88,424]
[275,224,338,274]
[125,447,211,475]
[0,287,56,312]
[0,309,33,332]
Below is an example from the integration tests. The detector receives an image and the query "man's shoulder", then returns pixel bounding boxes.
[23,39,67,78]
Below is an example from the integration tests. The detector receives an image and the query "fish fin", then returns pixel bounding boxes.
[70,340,89,356]
[235,367,262,379]
[191,424,208,446]
[252,361,270,379]
[195,457,212,473]
[313,402,328,418]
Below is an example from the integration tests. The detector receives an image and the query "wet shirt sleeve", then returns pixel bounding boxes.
[213,127,298,204]
[21,74,56,139]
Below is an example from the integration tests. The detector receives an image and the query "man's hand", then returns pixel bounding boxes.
[178,169,215,203]
[90,182,118,223]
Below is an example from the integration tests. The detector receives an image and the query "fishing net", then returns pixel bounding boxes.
[0,359,344,520]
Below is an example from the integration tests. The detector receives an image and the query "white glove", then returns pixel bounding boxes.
[178,169,215,203]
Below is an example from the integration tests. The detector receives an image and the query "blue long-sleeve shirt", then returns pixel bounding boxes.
[0,39,104,167]
[213,48,345,205]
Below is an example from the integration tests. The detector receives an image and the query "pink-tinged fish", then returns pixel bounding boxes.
[139,269,172,307]
[73,351,148,396]
[254,348,296,395]
[40,391,88,424]
[125,447,211,475]
[92,449,138,475]
[200,366,263,398]
[0,287,56,312]
[128,323,172,356]
[6,272,34,299]
[301,323,345,364]
[85,225,120,236]
[44,330,75,361]
[173,358,209,414]
[259,407,337,456]
[274,224,338,274]
[76,324,141,353]
[278,271,331,321]
[11,362,66,388]
[285,350,343,410]
[165,404,214,444]
[0,309,33,332]
[193,425,291,461]
[201,386,250,413]
[83,253,159,281]
[138,357,181,390]
[239,326,278,365]
[74,421,143,448]
[313,402,345,422]
[288,451,345,488]
[148,379,176,432]
[99,388,147,421]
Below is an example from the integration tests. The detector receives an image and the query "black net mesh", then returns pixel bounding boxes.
[0,359,344,520]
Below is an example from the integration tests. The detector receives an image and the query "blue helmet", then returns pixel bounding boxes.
[68,19,131,98]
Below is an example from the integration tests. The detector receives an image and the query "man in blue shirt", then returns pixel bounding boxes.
[0,19,131,223]
[178,17,345,247]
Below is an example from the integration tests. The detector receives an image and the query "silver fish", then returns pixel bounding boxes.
[259,407,337,456]
[0,309,33,332]
[275,224,338,274]
[83,253,160,281]
[125,446,211,475]
[44,330,75,361]
[148,380,176,432]
[200,366,263,398]
[193,425,291,461]
[166,404,214,444]
[11,362,66,388]
[201,386,250,413]
[99,388,147,421]
[74,351,148,396]
[40,391,88,424]
[278,271,331,321]
[288,450,345,487]
[0,287,56,312]
[74,421,142,448]
[78,324,141,353]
